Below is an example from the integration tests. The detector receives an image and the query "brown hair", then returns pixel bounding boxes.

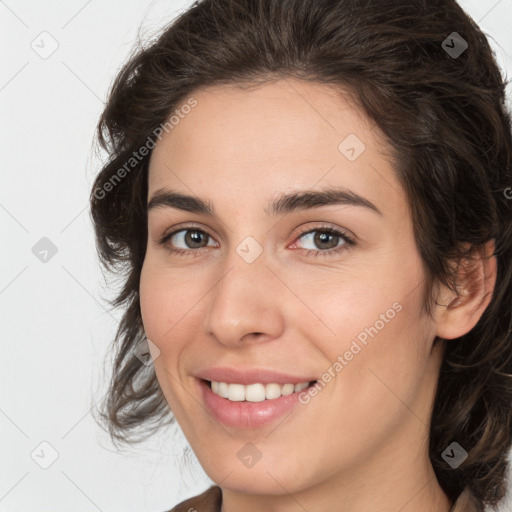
[89,0,512,507]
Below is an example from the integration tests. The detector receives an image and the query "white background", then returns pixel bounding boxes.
[1,1,511,511]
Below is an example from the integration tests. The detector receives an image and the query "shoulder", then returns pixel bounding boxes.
[165,485,222,512]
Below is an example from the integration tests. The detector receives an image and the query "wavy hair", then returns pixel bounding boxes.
[89,0,512,507]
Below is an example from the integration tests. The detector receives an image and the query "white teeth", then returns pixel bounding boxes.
[246,383,266,402]
[281,383,295,396]
[209,380,313,401]
[265,383,282,400]
[228,383,245,401]
[294,382,309,392]
[218,382,229,398]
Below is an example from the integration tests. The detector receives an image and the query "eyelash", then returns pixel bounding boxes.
[157,224,355,258]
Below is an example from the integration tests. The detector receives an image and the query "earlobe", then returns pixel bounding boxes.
[435,239,497,340]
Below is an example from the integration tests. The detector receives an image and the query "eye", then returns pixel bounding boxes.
[291,226,355,257]
[158,226,217,256]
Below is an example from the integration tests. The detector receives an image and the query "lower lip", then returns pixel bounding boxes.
[198,379,312,429]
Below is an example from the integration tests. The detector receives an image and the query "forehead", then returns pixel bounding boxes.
[147,79,404,218]
[150,78,385,162]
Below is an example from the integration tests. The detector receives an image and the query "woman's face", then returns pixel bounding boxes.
[140,79,445,498]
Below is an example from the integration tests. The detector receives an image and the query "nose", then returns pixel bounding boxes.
[203,243,285,347]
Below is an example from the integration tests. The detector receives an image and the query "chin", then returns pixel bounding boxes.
[200,454,319,497]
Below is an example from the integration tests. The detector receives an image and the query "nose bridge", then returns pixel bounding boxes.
[204,237,284,346]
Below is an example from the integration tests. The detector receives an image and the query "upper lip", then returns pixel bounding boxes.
[194,367,318,385]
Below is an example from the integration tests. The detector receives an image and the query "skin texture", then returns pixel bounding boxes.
[139,78,497,512]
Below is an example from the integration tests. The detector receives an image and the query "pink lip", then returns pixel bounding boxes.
[194,366,317,385]
[197,378,314,429]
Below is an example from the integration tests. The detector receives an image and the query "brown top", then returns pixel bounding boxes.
[168,485,222,512]
[167,484,484,512]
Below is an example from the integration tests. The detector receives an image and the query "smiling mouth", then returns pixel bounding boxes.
[204,379,318,402]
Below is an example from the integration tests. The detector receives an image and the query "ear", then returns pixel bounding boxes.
[434,239,497,340]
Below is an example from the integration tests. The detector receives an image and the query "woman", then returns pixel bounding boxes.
[90,1,512,511]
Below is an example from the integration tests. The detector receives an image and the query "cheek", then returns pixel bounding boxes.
[139,262,166,341]
[316,282,432,430]
[140,259,195,340]
[294,269,404,350]
[287,238,424,344]
[300,258,432,409]
[139,261,199,413]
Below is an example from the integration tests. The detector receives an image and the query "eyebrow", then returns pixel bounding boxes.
[147,186,383,217]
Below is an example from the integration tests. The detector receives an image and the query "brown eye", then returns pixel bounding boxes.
[159,227,217,253]
[290,226,355,258]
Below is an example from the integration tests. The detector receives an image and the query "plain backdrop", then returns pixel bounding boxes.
[1,1,512,511]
